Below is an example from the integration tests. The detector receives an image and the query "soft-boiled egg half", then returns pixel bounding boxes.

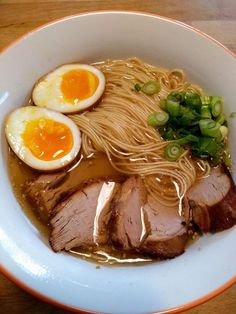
[32,64,105,113]
[5,106,81,171]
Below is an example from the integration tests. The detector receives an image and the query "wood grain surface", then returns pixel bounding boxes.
[0,1,235,313]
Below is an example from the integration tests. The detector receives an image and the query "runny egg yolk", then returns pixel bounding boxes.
[60,69,99,104]
[22,118,73,161]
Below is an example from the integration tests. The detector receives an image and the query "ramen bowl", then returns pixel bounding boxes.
[0,11,235,314]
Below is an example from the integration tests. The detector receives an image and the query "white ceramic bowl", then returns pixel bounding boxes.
[0,11,235,314]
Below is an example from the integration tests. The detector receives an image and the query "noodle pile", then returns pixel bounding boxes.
[70,57,210,206]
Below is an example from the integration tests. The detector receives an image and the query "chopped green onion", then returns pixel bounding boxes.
[159,99,167,111]
[134,83,141,92]
[220,125,228,139]
[224,155,231,168]
[179,114,190,126]
[184,91,202,112]
[175,128,191,137]
[179,105,188,115]
[179,109,199,126]
[200,137,218,157]
[162,127,174,140]
[230,112,236,118]
[210,96,223,117]
[192,137,218,157]
[199,119,221,137]
[200,96,211,105]
[216,113,226,125]
[142,81,161,95]
[167,91,184,103]
[147,111,169,127]
[147,89,229,166]
[200,105,211,119]
[175,134,199,145]
[166,99,180,117]
[168,116,180,129]
[164,143,183,161]
[211,143,230,167]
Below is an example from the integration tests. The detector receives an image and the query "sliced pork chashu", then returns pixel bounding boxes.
[111,176,189,258]
[25,169,125,222]
[50,180,120,252]
[187,166,236,232]
[141,196,188,258]
[111,176,147,250]
[25,172,69,222]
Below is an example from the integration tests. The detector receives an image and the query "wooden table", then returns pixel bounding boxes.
[0,1,235,313]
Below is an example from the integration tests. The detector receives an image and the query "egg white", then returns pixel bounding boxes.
[32,64,105,113]
[5,106,81,171]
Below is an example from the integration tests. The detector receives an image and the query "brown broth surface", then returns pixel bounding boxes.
[8,149,154,265]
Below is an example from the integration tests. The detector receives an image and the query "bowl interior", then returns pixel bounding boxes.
[0,12,236,314]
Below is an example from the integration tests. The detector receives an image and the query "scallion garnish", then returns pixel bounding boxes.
[179,105,188,115]
[147,112,169,127]
[146,89,230,166]
[220,125,228,139]
[192,137,218,158]
[200,96,211,105]
[162,127,174,140]
[142,81,161,95]
[167,91,184,103]
[210,96,223,117]
[175,134,199,145]
[199,119,221,137]
[184,91,202,112]
[159,99,167,111]
[224,155,232,168]
[216,113,226,125]
[134,83,141,92]
[200,105,211,119]
[230,112,236,118]
[166,99,180,117]
[164,143,183,161]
